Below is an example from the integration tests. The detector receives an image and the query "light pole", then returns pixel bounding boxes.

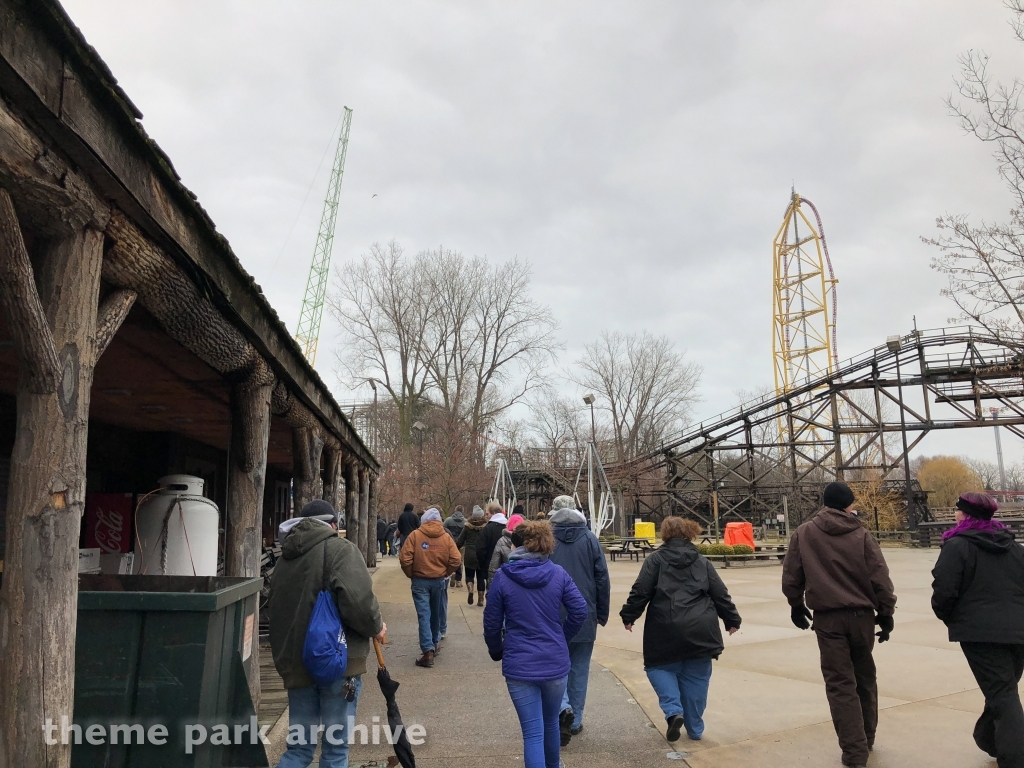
[583,393,596,444]
[367,378,378,455]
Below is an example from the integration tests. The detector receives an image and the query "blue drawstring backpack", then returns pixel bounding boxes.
[302,541,348,686]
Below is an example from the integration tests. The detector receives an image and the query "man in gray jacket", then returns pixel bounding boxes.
[549,495,610,746]
[268,500,386,768]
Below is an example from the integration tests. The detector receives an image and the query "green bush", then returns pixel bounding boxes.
[696,543,711,555]
[705,544,735,556]
[732,544,755,555]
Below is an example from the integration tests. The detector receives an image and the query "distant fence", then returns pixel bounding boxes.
[914,518,1024,548]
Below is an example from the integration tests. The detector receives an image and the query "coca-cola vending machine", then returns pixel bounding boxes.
[83,493,135,574]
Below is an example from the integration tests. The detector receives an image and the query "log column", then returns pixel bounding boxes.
[292,426,324,514]
[0,193,134,768]
[345,459,359,548]
[226,369,273,714]
[358,466,370,565]
[323,447,343,512]
[367,474,378,567]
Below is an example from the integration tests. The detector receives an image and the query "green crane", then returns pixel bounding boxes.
[295,106,353,365]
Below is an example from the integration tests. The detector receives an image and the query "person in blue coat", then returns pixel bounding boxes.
[548,496,610,745]
[484,520,588,768]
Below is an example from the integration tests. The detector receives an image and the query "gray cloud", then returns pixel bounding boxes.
[62,0,1024,462]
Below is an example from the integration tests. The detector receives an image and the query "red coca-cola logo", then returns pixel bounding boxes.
[93,507,126,554]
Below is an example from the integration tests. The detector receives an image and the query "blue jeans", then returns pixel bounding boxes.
[411,576,446,653]
[645,658,713,739]
[559,641,594,729]
[277,675,362,768]
[506,677,567,768]
[440,577,449,637]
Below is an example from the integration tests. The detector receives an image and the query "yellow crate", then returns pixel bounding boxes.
[634,521,656,544]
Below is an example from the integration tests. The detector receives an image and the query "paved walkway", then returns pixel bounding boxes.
[266,547,1011,768]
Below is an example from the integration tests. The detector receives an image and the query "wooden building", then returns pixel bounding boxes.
[0,2,379,765]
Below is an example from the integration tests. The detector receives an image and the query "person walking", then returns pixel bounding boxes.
[457,507,489,605]
[932,492,1024,767]
[267,500,386,768]
[549,496,610,745]
[385,519,399,556]
[619,516,740,744]
[488,511,526,582]
[782,481,896,768]
[397,502,420,549]
[376,515,389,557]
[400,507,461,668]
[444,505,467,588]
[476,502,509,603]
[484,521,588,768]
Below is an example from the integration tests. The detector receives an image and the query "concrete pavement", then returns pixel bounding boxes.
[265,546,1009,768]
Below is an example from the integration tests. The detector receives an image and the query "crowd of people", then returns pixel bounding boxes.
[264,482,1024,768]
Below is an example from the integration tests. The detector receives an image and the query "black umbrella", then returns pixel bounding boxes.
[373,638,416,768]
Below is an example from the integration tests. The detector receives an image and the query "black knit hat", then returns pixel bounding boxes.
[403,502,414,513]
[300,499,338,524]
[956,492,999,521]
[823,481,856,511]
[510,529,525,548]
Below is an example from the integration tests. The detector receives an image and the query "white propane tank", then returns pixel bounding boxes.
[133,474,219,576]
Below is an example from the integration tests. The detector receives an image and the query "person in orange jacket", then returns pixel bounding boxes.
[400,507,462,668]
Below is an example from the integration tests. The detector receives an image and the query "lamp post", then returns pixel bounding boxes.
[583,393,596,444]
[367,378,378,455]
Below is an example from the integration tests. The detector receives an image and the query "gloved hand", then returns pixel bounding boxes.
[489,647,503,662]
[876,614,894,643]
[790,604,812,630]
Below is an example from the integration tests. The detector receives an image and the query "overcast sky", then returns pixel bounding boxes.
[61,0,1024,465]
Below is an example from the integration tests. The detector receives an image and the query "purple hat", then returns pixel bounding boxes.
[956,492,999,521]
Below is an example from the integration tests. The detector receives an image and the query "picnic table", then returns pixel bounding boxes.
[604,537,657,562]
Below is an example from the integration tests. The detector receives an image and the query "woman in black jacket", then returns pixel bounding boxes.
[932,492,1024,766]
[620,517,741,743]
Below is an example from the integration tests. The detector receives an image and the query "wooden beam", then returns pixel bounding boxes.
[358,466,370,566]
[367,474,378,568]
[291,426,323,515]
[345,460,359,550]
[0,221,108,768]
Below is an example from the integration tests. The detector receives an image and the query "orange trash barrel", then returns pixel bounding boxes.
[724,522,755,549]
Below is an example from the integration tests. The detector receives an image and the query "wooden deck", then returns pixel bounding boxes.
[258,640,288,731]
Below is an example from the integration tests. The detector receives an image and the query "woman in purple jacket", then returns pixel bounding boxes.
[484,520,588,768]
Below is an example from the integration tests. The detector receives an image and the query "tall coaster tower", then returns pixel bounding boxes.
[772,190,839,455]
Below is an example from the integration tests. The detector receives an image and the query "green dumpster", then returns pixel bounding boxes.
[72,574,268,768]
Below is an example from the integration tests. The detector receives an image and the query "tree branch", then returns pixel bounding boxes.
[0,188,59,393]
[94,288,137,358]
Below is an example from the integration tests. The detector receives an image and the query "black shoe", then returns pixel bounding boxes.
[559,709,574,746]
[570,724,584,737]
[468,591,474,605]
[665,715,684,742]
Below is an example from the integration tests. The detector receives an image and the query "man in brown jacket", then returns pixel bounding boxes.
[782,481,897,768]
[400,507,462,668]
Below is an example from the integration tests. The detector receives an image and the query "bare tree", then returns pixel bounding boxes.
[332,244,559,452]
[328,240,441,447]
[574,330,701,461]
[965,456,1002,490]
[425,253,559,442]
[927,1,1024,345]
[526,389,589,467]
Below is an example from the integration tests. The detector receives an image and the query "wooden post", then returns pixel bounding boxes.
[345,460,359,548]
[367,474,378,567]
[226,374,272,715]
[292,426,324,514]
[0,192,134,768]
[358,466,370,566]
[322,447,342,512]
